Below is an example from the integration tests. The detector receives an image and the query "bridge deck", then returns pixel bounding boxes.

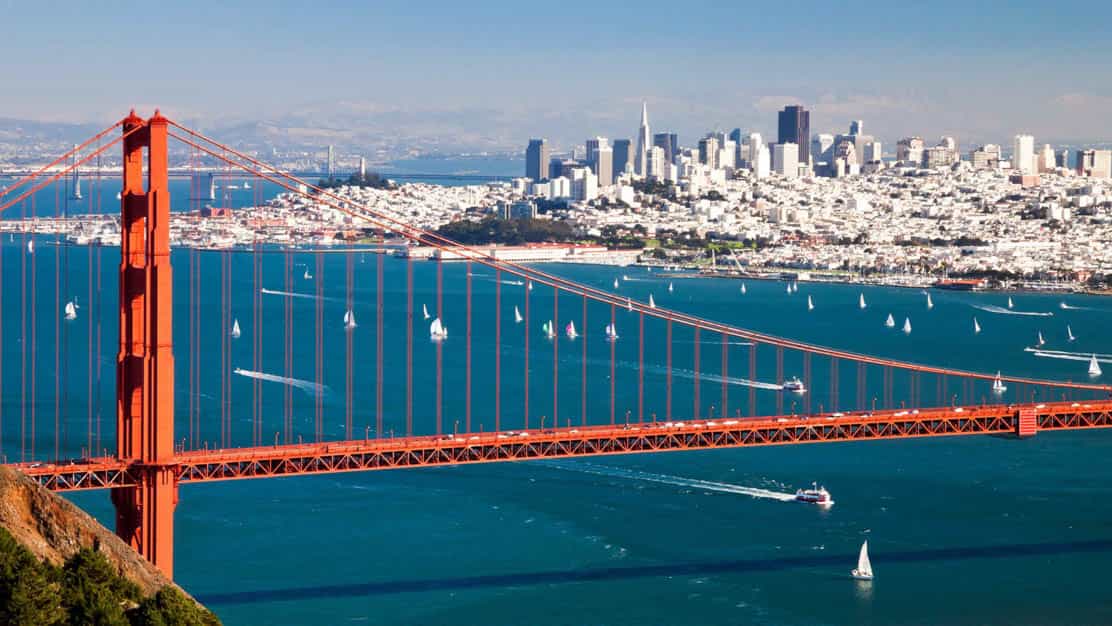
[15,400,1112,491]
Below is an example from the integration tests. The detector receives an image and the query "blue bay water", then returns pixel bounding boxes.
[1,175,1111,623]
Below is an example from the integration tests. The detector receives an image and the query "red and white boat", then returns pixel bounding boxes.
[795,483,834,507]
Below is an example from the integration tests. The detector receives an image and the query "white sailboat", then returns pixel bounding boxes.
[622,275,630,282]
[1037,331,1045,347]
[527,280,533,291]
[884,313,895,328]
[902,317,912,334]
[792,281,799,293]
[303,268,312,280]
[786,283,792,295]
[1089,354,1102,378]
[423,304,431,320]
[973,317,981,334]
[668,282,674,293]
[430,317,448,341]
[64,301,77,321]
[230,318,241,338]
[565,320,578,339]
[648,294,656,309]
[514,306,523,324]
[243,181,251,190]
[604,322,618,341]
[740,283,747,295]
[925,292,934,309]
[1067,325,1076,342]
[115,191,122,201]
[992,372,1007,394]
[1007,297,1014,309]
[626,298,633,312]
[851,541,874,581]
[343,309,357,330]
[542,320,555,339]
[807,295,814,311]
[858,293,866,309]
[613,278,619,289]
[27,239,34,254]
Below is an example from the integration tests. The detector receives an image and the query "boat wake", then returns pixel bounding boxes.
[1026,348,1112,364]
[542,461,797,502]
[1059,302,1099,311]
[972,304,1053,317]
[260,288,343,303]
[233,368,329,396]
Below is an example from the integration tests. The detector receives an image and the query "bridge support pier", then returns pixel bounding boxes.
[111,111,178,578]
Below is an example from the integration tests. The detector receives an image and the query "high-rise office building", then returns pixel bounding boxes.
[525,139,550,180]
[747,133,764,168]
[698,136,720,169]
[773,143,799,178]
[969,144,1002,169]
[647,146,667,180]
[812,134,835,165]
[849,120,864,136]
[585,137,614,186]
[777,105,810,164]
[1056,149,1070,169]
[1013,134,1035,174]
[326,145,335,179]
[635,102,651,176]
[613,139,633,178]
[728,128,743,144]
[653,133,677,164]
[896,137,925,165]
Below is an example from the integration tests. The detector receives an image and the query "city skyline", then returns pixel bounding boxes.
[2,1,1111,150]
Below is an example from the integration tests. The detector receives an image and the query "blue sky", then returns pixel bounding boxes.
[3,0,1111,146]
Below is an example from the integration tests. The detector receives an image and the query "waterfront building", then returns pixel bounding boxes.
[1013,134,1035,174]
[526,139,550,181]
[896,137,925,165]
[777,105,810,164]
[635,102,651,176]
[969,144,1002,169]
[586,137,613,186]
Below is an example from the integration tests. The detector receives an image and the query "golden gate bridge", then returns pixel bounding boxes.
[0,111,1109,579]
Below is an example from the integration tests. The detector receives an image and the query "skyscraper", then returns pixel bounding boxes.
[526,138,550,181]
[698,136,720,169]
[586,137,613,186]
[326,144,335,179]
[635,102,651,176]
[728,128,743,144]
[849,120,864,136]
[773,143,799,178]
[613,139,633,178]
[653,133,677,164]
[1013,135,1035,174]
[777,105,810,164]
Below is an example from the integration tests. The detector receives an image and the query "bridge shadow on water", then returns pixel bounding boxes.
[197,538,1112,605]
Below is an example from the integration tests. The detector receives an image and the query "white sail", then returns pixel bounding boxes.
[792,282,799,293]
[430,317,447,340]
[542,320,554,338]
[786,283,792,295]
[64,301,77,321]
[992,371,1006,394]
[613,278,619,289]
[344,309,356,329]
[605,322,618,340]
[807,295,814,311]
[514,306,523,324]
[231,318,241,338]
[858,293,866,309]
[303,268,312,280]
[423,304,430,320]
[740,283,747,295]
[1037,331,1045,346]
[885,313,895,328]
[566,320,578,339]
[27,239,34,254]
[1067,325,1076,342]
[902,317,912,334]
[853,541,874,579]
[649,294,656,309]
[626,298,633,312]
[527,281,533,291]
[243,181,251,189]
[1089,354,1102,378]
[925,292,934,309]
[668,282,674,293]
[1007,297,1014,309]
[973,317,981,334]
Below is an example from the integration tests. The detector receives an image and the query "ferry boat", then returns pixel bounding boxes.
[782,377,806,394]
[795,483,833,506]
